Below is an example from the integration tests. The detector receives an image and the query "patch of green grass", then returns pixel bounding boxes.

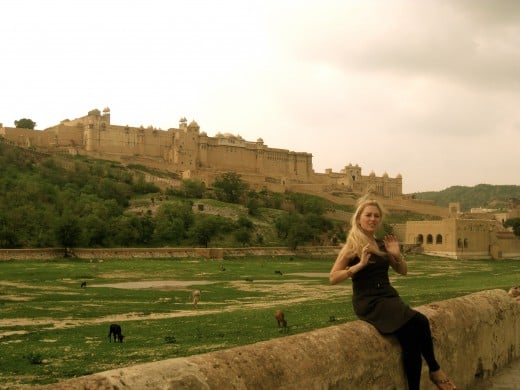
[0,255,519,387]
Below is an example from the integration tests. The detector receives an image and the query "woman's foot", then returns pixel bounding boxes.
[429,370,457,390]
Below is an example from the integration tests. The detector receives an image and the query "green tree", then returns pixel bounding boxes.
[234,228,252,246]
[287,218,315,250]
[287,192,326,215]
[504,218,520,236]
[274,213,293,239]
[14,118,36,129]
[153,201,194,244]
[181,179,206,198]
[55,216,82,254]
[212,172,248,203]
[246,191,261,216]
[82,215,109,247]
[188,215,222,247]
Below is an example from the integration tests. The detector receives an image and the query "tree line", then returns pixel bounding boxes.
[0,141,346,249]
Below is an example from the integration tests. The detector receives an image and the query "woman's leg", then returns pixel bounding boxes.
[394,312,440,389]
[413,312,440,372]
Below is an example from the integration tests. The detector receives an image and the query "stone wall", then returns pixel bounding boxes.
[0,246,340,261]
[38,289,519,390]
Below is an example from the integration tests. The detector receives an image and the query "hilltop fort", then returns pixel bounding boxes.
[1,107,518,260]
[0,107,402,197]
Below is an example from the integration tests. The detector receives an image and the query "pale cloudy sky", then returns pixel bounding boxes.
[1,0,519,193]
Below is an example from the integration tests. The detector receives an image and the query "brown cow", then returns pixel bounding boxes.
[275,310,287,331]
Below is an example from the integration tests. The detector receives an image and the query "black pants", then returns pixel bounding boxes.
[394,312,440,390]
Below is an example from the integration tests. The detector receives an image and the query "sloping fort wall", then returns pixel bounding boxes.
[39,289,519,390]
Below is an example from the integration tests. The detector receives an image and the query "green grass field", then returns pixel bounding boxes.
[0,255,519,388]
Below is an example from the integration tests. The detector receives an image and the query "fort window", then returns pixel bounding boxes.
[464,238,468,248]
[416,234,424,244]
[426,234,433,244]
[436,234,443,244]
[457,238,462,248]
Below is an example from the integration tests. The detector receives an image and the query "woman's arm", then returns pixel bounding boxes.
[329,244,370,285]
[388,252,408,275]
[383,235,408,275]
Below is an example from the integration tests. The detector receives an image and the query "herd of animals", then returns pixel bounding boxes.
[79,268,291,344]
[79,278,519,344]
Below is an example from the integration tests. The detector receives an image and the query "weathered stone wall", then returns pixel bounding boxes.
[0,246,340,261]
[38,289,519,390]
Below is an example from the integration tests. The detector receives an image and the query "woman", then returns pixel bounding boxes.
[329,197,456,390]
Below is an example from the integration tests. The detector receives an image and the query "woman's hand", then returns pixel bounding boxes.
[359,243,372,267]
[383,235,401,257]
[384,235,408,275]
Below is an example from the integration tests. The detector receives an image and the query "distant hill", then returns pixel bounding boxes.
[412,184,520,211]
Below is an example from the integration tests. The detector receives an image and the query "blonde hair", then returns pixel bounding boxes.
[342,196,387,259]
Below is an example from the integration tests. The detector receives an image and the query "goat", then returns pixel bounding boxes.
[80,281,87,288]
[274,270,283,276]
[275,310,287,331]
[190,289,201,308]
[108,324,124,343]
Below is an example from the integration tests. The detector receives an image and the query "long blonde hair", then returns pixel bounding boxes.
[342,196,387,259]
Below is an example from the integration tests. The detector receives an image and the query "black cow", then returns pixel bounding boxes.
[108,323,124,343]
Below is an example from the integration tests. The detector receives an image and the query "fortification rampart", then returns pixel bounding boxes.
[0,108,402,197]
[38,289,520,390]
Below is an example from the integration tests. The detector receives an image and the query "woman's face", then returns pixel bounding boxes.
[358,204,382,234]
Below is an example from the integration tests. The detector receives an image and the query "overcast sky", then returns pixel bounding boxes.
[1,0,519,193]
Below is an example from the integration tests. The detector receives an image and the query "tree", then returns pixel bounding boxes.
[234,228,252,246]
[504,218,520,236]
[14,118,36,129]
[188,215,222,247]
[212,172,248,203]
[153,201,193,244]
[287,218,315,250]
[181,179,206,198]
[55,216,82,255]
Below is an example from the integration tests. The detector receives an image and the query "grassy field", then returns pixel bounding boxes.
[0,254,519,388]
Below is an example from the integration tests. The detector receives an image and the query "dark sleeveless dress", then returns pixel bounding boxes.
[348,240,416,334]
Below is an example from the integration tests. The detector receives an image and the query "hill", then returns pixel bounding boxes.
[412,184,520,211]
[0,141,347,249]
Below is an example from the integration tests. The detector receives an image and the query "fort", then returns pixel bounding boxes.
[1,107,519,260]
[0,107,402,197]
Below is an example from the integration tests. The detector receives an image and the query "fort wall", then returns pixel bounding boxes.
[0,108,401,197]
[39,289,520,390]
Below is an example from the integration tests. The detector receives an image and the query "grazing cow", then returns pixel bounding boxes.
[508,285,520,301]
[275,310,287,331]
[191,289,201,308]
[274,270,283,276]
[108,324,124,343]
[80,281,87,288]
[244,278,254,282]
